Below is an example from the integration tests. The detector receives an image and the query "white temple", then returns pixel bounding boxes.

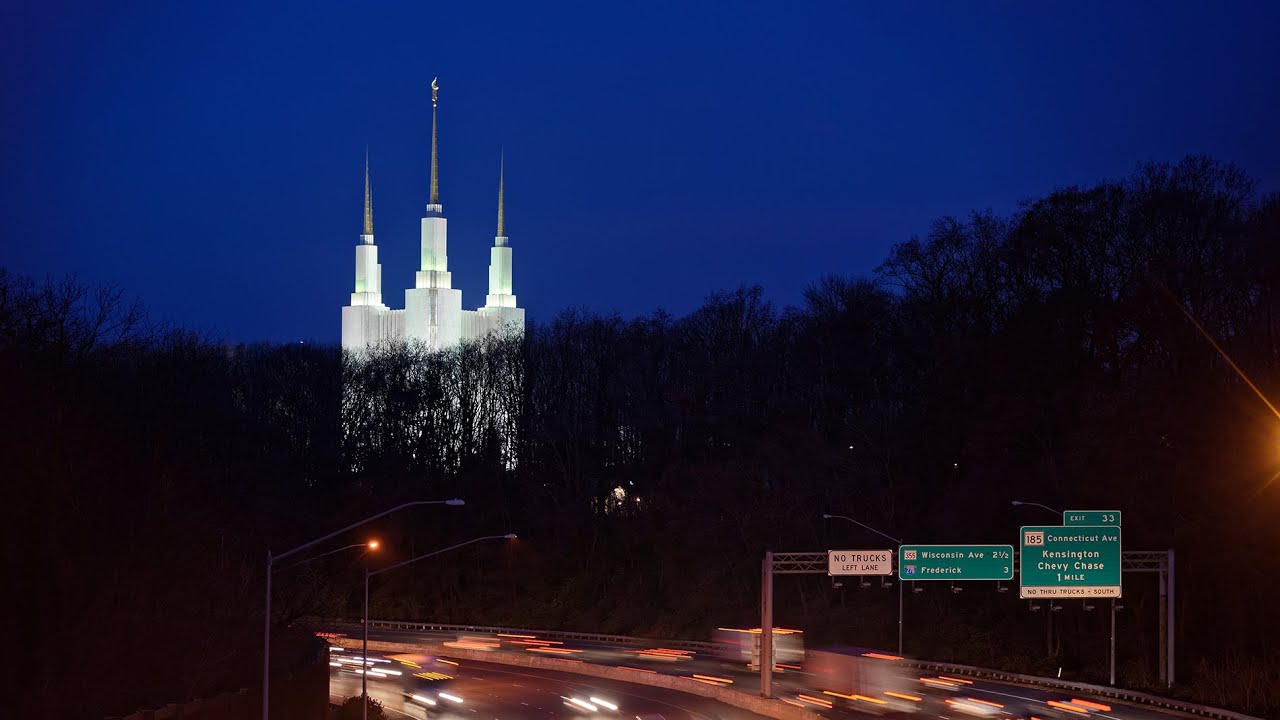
[342,79,525,353]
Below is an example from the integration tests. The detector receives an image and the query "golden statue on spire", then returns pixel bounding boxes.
[431,77,439,108]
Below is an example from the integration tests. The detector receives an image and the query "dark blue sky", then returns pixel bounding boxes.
[3,2,1278,343]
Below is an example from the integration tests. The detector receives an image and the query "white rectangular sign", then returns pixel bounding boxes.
[827,549,893,576]
[1021,585,1122,598]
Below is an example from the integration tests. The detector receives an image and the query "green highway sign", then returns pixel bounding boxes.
[1020,525,1122,598]
[898,545,1014,581]
[1063,510,1121,526]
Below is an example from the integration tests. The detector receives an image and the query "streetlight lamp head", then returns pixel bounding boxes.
[504,533,518,539]
[445,499,466,506]
[1011,500,1024,506]
[822,513,832,519]
[367,539,380,550]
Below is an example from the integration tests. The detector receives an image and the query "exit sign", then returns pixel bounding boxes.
[1063,510,1121,526]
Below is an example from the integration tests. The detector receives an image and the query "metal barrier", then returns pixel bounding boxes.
[332,619,719,652]
[322,619,1262,720]
[902,659,1263,720]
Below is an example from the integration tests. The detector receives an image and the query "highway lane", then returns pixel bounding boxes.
[330,654,801,720]
[323,624,1193,720]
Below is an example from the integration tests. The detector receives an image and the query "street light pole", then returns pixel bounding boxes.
[760,551,773,698]
[822,513,904,656]
[362,558,370,719]
[362,533,516,720]
[1010,500,1062,516]
[261,498,463,720]
[262,549,271,720]
[274,541,378,573]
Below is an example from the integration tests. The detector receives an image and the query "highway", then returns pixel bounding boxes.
[330,654,783,720]
[325,623,1197,720]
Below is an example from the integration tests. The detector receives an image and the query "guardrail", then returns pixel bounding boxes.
[331,619,719,652]
[323,619,1263,720]
[904,659,1264,720]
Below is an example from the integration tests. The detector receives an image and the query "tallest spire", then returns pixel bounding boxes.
[363,148,373,236]
[496,152,505,238]
[429,77,440,206]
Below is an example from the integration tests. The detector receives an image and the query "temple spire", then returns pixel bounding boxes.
[496,152,505,238]
[429,77,440,206]
[363,148,373,236]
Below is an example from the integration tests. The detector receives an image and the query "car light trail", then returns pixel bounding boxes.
[884,691,922,702]
[946,698,993,715]
[566,697,598,711]
[634,647,693,660]
[439,692,464,704]
[527,646,585,654]
[796,694,833,708]
[1046,700,1090,714]
[588,697,618,710]
[862,652,903,660]
[412,695,438,706]
[1071,699,1111,711]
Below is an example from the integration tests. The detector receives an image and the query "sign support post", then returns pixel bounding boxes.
[1110,598,1117,686]
[1169,548,1175,687]
[761,551,773,698]
[897,567,903,657]
[758,552,836,697]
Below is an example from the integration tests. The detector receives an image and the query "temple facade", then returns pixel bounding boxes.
[341,78,524,353]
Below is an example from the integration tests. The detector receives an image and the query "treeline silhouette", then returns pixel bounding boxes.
[4,156,1279,718]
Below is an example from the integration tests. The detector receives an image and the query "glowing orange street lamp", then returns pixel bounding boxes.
[363,534,516,720]
[263,499,464,720]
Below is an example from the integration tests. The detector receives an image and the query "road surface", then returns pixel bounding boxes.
[330,655,786,720]
[325,623,1199,720]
